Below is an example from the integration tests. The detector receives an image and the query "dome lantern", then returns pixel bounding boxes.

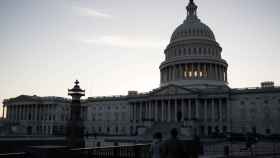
[186,0,198,20]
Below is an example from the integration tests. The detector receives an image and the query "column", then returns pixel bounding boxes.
[211,99,215,122]
[173,66,176,80]
[218,65,221,80]
[209,64,212,80]
[161,100,164,122]
[15,106,17,121]
[219,99,222,122]
[32,105,35,120]
[13,106,15,121]
[188,99,191,120]
[30,105,32,120]
[225,68,228,82]
[221,67,224,81]
[19,105,22,120]
[25,105,28,120]
[162,69,165,83]
[129,103,132,121]
[198,63,201,79]
[217,65,220,81]
[18,105,20,120]
[204,99,207,122]
[191,63,194,79]
[225,99,229,122]
[9,106,12,120]
[130,104,133,132]
[221,66,224,81]
[15,105,17,120]
[139,102,142,122]
[135,103,138,122]
[149,101,152,120]
[35,104,38,121]
[195,99,199,120]
[135,103,137,122]
[179,64,183,79]
[5,106,8,119]
[166,68,169,81]
[203,63,206,79]
[143,102,146,120]
[2,105,4,118]
[133,103,136,122]
[181,99,185,121]
[155,100,158,122]
[16,105,19,120]
[175,99,178,122]
[169,67,172,81]
[168,100,171,122]
[184,64,187,79]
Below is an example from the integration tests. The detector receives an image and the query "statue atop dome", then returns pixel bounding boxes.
[186,0,198,20]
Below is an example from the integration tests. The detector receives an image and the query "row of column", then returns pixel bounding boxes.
[160,63,227,83]
[166,47,220,59]
[130,98,228,123]
[6,104,56,122]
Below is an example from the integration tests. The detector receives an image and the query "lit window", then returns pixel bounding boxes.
[184,71,187,78]
[199,71,203,77]
[188,71,192,77]
[194,71,198,77]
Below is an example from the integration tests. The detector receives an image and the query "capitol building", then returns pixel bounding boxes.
[3,0,280,142]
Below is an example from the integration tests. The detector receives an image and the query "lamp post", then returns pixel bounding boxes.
[66,80,85,148]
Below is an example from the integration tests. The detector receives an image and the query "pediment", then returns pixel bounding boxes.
[150,84,198,96]
[8,95,39,102]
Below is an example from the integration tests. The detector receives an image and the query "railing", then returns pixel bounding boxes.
[2,141,280,158]
[204,141,280,158]
[71,144,151,158]
[0,152,27,158]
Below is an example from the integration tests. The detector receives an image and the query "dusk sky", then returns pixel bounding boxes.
[1,0,280,115]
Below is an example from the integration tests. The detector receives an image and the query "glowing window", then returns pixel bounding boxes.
[184,71,188,78]
[188,71,192,77]
[194,71,198,77]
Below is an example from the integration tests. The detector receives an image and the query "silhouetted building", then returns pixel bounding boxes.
[3,0,280,145]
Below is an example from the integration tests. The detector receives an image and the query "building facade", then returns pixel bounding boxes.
[3,0,280,138]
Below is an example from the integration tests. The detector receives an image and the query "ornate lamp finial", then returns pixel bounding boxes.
[75,80,79,85]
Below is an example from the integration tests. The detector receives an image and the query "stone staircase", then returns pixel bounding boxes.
[140,122,184,139]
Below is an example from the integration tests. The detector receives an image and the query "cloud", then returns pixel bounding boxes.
[82,35,167,49]
[73,6,112,19]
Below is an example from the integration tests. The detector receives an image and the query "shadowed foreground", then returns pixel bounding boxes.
[1,140,280,158]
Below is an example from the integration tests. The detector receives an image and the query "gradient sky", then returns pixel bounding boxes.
[1,0,280,116]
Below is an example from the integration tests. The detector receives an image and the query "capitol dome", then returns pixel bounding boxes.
[171,0,215,42]
[159,0,228,89]
[170,20,216,42]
